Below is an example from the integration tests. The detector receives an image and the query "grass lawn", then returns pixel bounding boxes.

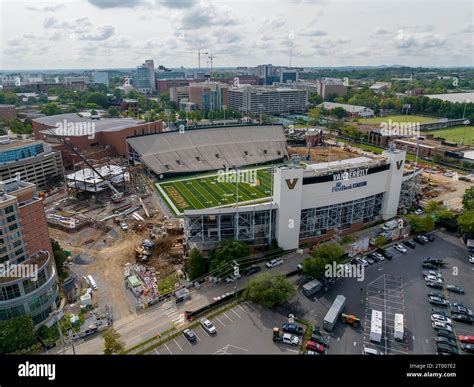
[158,272,179,294]
[358,115,438,124]
[156,167,273,215]
[430,125,474,145]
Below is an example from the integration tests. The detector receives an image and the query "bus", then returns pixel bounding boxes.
[370,310,382,343]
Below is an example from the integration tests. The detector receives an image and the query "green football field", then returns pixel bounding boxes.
[156,168,274,215]
[358,115,438,124]
[430,125,474,145]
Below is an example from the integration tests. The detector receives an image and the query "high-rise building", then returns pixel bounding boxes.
[132,60,156,93]
[316,78,348,99]
[144,60,156,92]
[279,69,299,84]
[92,71,109,87]
[0,177,59,325]
[228,85,308,114]
[188,82,228,111]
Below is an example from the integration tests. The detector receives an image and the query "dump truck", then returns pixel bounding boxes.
[323,295,346,331]
[341,313,361,328]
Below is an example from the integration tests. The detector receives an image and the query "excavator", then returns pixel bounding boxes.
[341,313,361,328]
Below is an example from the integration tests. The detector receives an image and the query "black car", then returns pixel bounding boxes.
[437,343,459,355]
[428,292,446,299]
[451,314,474,324]
[434,336,457,347]
[426,281,443,289]
[426,234,435,242]
[244,265,261,276]
[431,308,449,317]
[414,236,427,245]
[403,240,416,249]
[423,262,438,270]
[183,329,197,343]
[446,284,464,294]
[424,258,445,267]
[370,253,380,263]
[461,343,474,353]
[437,329,456,340]
[310,333,329,347]
[378,248,393,259]
[282,323,304,335]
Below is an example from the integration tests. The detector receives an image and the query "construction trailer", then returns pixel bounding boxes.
[394,313,404,342]
[323,294,346,331]
[370,310,383,343]
[302,279,322,297]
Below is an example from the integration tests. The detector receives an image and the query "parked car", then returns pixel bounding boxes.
[120,222,128,231]
[428,292,446,299]
[432,308,449,317]
[360,258,369,267]
[423,270,442,277]
[437,343,459,355]
[373,252,385,261]
[446,284,464,294]
[394,244,407,254]
[363,347,384,355]
[437,329,456,340]
[266,258,284,268]
[305,350,320,355]
[369,253,380,262]
[461,343,474,353]
[414,236,427,245]
[403,240,416,249]
[282,323,304,335]
[432,321,453,331]
[428,296,449,306]
[414,209,424,215]
[459,335,474,344]
[426,281,443,289]
[201,319,217,335]
[424,257,445,267]
[366,257,375,265]
[419,235,430,243]
[451,314,474,324]
[297,263,303,271]
[281,333,300,346]
[425,275,443,283]
[426,234,435,242]
[183,329,197,343]
[469,255,474,264]
[451,303,473,315]
[431,314,452,324]
[422,262,438,270]
[434,336,457,347]
[378,249,393,259]
[310,333,329,347]
[306,341,325,354]
[244,265,261,276]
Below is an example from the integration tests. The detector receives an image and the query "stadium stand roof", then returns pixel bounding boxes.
[127,125,288,176]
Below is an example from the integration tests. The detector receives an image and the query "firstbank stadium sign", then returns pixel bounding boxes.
[332,168,369,181]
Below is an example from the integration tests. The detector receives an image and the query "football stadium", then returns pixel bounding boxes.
[127,125,420,251]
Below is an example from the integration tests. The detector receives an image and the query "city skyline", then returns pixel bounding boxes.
[1,0,473,70]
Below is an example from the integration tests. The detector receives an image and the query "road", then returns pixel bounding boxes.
[52,250,308,354]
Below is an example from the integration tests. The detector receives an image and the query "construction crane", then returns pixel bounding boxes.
[208,53,216,78]
[44,127,124,202]
[198,49,208,69]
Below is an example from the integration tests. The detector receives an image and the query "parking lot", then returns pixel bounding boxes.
[284,231,473,355]
[147,302,300,355]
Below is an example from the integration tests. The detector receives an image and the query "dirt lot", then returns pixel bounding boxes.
[288,145,358,163]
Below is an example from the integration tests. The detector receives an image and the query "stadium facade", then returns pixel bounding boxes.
[183,148,419,251]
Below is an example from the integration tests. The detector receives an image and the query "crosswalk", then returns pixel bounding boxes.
[160,301,185,328]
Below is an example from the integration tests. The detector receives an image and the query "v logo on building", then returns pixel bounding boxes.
[285,178,299,190]
[396,160,403,170]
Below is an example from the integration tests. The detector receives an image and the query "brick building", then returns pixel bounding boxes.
[0,104,17,120]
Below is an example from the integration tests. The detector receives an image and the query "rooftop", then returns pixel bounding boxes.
[319,102,372,113]
[425,92,473,103]
[304,156,386,176]
[34,113,146,135]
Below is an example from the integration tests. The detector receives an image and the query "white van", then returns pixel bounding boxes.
[87,275,98,291]
[363,347,384,355]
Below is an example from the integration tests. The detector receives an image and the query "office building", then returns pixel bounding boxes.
[0,177,59,325]
[92,71,109,87]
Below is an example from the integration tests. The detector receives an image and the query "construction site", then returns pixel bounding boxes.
[45,156,186,321]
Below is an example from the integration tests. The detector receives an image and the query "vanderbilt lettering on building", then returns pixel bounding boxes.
[333,168,369,181]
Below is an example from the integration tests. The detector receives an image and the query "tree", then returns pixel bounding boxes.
[187,248,207,281]
[308,107,321,125]
[86,92,108,108]
[302,256,327,279]
[372,235,387,249]
[40,103,63,116]
[331,106,346,119]
[311,242,345,263]
[103,328,124,355]
[0,316,37,354]
[407,214,435,233]
[107,106,119,117]
[462,187,474,211]
[244,273,295,308]
[424,200,443,215]
[51,239,68,282]
[458,210,474,236]
[209,240,250,275]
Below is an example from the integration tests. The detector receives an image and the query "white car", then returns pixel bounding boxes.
[469,255,474,264]
[414,209,424,215]
[443,172,453,177]
[374,253,385,261]
[201,319,217,335]
[425,270,442,278]
[432,321,452,331]
[431,315,452,324]
[425,275,443,283]
[282,333,300,346]
[394,244,407,254]
[359,258,369,267]
[120,222,128,231]
[266,258,284,268]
